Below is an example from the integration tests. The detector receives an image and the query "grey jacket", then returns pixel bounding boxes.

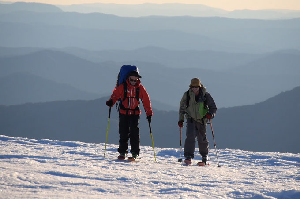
[179,86,217,124]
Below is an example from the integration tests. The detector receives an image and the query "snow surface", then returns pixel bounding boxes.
[0,135,299,199]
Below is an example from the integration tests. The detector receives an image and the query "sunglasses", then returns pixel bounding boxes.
[191,86,199,88]
[129,78,138,82]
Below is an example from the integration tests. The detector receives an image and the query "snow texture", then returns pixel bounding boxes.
[0,135,299,199]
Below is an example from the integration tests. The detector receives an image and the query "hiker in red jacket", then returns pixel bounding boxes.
[106,70,153,160]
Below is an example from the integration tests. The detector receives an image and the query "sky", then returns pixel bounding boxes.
[1,0,300,11]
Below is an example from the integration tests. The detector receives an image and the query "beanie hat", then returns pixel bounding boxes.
[189,78,201,87]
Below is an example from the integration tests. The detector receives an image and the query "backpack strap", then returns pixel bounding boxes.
[186,90,190,108]
[119,83,140,114]
[122,82,127,101]
[122,83,140,101]
[186,89,207,108]
[135,87,140,101]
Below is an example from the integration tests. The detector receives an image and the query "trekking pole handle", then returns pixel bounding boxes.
[148,121,152,134]
[179,127,182,147]
[108,106,111,118]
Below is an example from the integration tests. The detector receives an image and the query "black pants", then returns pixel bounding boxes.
[118,113,140,155]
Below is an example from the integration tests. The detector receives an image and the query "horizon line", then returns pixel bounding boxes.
[1,1,300,11]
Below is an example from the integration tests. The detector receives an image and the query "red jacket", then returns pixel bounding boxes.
[110,79,153,116]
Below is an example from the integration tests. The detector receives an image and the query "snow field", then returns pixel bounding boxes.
[0,135,299,199]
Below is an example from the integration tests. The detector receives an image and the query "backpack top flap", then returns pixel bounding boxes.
[118,65,139,86]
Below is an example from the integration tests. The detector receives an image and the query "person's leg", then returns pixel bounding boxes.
[129,114,140,157]
[196,122,209,163]
[184,118,197,159]
[118,113,129,155]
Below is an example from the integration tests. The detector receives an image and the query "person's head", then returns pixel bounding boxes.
[127,71,141,85]
[189,78,201,94]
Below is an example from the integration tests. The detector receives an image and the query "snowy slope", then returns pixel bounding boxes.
[0,135,299,199]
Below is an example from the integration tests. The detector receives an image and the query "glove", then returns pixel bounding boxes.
[147,115,152,123]
[106,99,113,107]
[178,121,184,128]
[205,112,214,119]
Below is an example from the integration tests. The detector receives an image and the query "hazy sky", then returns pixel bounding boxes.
[2,0,300,11]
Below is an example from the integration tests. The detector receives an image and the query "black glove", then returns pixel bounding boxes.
[106,99,113,107]
[147,115,152,123]
[205,112,214,119]
[178,121,184,128]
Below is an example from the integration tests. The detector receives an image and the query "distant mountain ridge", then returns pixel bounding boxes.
[0,86,299,153]
[1,49,300,108]
[227,51,300,75]
[214,86,300,153]
[0,72,100,105]
[0,2,62,13]
[1,9,300,53]
[57,3,300,19]
[2,2,300,19]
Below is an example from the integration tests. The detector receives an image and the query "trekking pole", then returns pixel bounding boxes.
[209,119,221,167]
[104,107,111,158]
[178,127,183,162]
[148,120,157,162]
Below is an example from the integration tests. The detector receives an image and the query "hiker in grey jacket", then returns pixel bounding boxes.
[178,78,217,165]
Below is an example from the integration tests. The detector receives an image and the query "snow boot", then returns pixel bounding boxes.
[197,156,207,166]
[184,156,192,165]
[118,153,126,160]
[128,153,138,161]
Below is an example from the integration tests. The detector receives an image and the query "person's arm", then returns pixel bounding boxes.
[205,92,217,118]
[109,84,124,106]
[139,85,153,116]
[179,92,187,122]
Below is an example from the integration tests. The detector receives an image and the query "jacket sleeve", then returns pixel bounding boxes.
[179,92,187,122]
[109,84,124,106]
[205,92,217,116]
[139,85,153,116]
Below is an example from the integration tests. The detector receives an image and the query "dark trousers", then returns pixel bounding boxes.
[118,113,140,155]
[184,118,209,159]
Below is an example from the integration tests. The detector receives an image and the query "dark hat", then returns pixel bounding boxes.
[128,71,142,78]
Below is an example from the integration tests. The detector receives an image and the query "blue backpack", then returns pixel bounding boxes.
[117,65,140,87]
[116,65,141,110]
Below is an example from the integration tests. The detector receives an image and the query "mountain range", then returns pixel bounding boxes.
[1,3,300,53]
[0,72,100,105]
[1,85,299,153]
[1,48,300,109]
[2,2,300,19]
[0,2,62,13]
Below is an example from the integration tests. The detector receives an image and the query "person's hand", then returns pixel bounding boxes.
[147,115,152,123]
[178,121,184,128]
[206,112,214,119]
[106,99,113,107]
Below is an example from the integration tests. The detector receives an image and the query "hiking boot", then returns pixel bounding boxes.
[117,153,126,160]
[184,156,192,165]
[128,153,138,161]
[132,153,138,159]
[185,156,191,161]
[201,156,207,165]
